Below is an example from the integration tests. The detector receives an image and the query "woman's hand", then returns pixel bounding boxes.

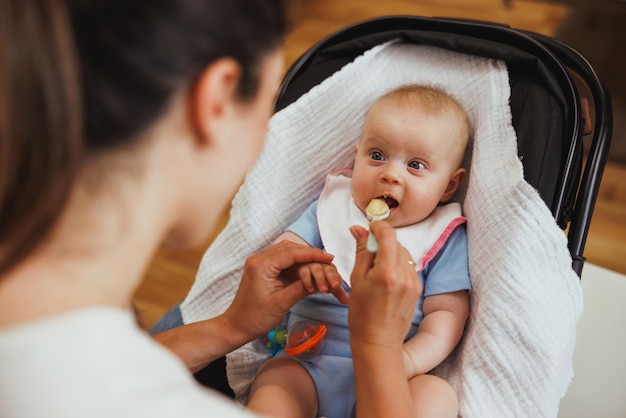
[348,221,423,418]
[154,241,338,373]
[221,240,339,346]
[348,222,422,349]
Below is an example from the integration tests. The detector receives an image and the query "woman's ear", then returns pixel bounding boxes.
[441,168,466,202]
[188,58,242,146]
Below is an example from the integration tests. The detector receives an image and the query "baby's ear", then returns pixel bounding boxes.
[441,168,466,202]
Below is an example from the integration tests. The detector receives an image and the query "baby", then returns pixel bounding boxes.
[248,84,471,418]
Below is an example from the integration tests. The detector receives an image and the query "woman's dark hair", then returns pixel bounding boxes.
[69,0,287,150]
[0,0,287,275]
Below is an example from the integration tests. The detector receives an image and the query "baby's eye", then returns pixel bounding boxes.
[370,151,384,161]
[408,161,425,170]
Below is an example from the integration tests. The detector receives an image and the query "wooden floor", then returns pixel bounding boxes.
[133,0,626,330]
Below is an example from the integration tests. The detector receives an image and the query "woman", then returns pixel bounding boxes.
[0,1,422,417]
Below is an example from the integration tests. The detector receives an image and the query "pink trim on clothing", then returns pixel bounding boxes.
[418,216,467,272]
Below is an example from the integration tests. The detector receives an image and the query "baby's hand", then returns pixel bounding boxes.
[299,262,349,305]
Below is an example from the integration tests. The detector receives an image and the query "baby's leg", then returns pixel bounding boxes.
[248,357,318,418]
[408,374,458,418]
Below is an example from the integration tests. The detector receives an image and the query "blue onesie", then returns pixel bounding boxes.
[277,173,471,418]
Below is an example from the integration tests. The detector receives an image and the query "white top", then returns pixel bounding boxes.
[0,307,258,418]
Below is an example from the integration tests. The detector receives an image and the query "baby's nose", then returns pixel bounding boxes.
[380,166,402,184]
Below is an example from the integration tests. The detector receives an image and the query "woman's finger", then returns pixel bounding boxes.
[368,221,400,275]
[266,240,335,275]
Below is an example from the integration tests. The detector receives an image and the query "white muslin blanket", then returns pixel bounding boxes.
[181,41,583,417]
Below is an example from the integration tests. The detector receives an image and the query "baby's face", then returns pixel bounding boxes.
[352,100,465,228]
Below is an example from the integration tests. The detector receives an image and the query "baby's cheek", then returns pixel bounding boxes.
[351,181,369,210]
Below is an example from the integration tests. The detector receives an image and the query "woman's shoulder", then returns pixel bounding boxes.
[0,307,257,418]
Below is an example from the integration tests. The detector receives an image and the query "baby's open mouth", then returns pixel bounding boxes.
[377,196,399,209]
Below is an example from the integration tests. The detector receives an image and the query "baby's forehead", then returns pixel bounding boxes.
[365,95,464,131]
[373,92,457,114]
[376,93,469,135]
[363,98,468,153]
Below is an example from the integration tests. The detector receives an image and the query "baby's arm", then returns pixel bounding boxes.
[402,290,469,378]
[274,230,309,246]
[274,231,348,304]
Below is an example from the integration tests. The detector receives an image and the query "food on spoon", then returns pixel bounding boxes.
[365,198,390,252]
[366,198,390,221]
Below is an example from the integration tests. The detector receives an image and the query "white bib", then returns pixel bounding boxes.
[317,172,465,286]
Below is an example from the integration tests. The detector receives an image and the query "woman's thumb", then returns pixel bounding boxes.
[350,225,373,286]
